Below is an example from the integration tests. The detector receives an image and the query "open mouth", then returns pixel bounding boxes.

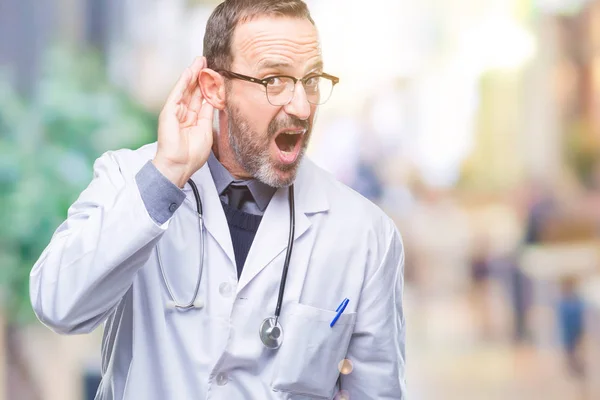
[275,131,303,152]
[273,129,305,164]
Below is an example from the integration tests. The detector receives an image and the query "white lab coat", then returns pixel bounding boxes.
[30,143,407,400]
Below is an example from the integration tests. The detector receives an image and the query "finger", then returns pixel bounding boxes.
[192,56,206,71]
[182,82,197,108]
[192,56,205,73]
[188,85,204,116]
[182,57,204,104]
[177,103,187,122]
[181,108,198,128]
[166,67,192,106]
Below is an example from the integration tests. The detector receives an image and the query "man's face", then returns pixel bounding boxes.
[224,16,321,187]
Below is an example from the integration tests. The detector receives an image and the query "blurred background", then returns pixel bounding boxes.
[2,0,600,399]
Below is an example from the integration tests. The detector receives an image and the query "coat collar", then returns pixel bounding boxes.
[140,143,330,288]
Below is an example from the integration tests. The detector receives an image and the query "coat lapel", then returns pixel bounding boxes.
[181,165,236,269]
[237,159,329,293]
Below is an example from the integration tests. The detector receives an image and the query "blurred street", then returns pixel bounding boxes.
[407,284,585,400]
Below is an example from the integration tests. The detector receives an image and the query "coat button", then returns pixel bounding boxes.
[168,203,177,213]
[216,372,228,386]
[219,282,234,297]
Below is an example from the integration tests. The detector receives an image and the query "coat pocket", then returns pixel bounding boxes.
[271,303,356,399]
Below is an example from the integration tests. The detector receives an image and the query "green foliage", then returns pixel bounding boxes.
[0,45,157,324]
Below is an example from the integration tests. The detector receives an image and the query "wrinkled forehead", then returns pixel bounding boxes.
[231,16,322,74]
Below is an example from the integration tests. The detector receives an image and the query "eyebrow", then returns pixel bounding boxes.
[257,60,292,70]
[307,61,324,72]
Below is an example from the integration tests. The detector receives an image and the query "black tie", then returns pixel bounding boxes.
[226,183,252,210]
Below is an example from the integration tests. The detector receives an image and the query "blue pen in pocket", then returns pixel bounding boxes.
[330,298,349,328]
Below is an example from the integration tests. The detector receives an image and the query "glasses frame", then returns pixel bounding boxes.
[216,70,340,106]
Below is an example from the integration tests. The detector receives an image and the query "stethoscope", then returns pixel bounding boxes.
[157,179,295,350]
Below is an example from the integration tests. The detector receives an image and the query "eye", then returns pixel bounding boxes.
[265,76,285,86]
[304,75,321,87]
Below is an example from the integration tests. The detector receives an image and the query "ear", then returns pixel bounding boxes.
[199,69,226,110]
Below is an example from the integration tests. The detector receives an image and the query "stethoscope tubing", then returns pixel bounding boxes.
[274,185,294,324]
[157,179,204,310]
[160,179,295,327]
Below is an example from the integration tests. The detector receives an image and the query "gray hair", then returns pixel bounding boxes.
[203,0,315,71]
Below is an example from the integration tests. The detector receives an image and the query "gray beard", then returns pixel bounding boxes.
[226,105,311,188]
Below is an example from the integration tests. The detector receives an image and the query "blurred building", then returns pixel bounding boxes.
[548,0,600,186]
[0,0,127,96]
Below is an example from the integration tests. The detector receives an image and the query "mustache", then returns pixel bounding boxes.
[268,117,310,138]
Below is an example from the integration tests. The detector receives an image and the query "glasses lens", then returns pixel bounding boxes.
[306,76,333,105]
[266,77,295,106]
[265,76,335,106]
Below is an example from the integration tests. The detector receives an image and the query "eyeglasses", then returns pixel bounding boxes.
[217,70,339,106]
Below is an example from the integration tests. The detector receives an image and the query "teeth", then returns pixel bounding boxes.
[283,130,304,135]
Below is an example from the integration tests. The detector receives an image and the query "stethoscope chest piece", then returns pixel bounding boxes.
[259,317,284,349]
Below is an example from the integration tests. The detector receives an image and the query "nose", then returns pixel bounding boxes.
[283,81,311,120]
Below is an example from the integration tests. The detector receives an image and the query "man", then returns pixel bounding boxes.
[30,0,407,398]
